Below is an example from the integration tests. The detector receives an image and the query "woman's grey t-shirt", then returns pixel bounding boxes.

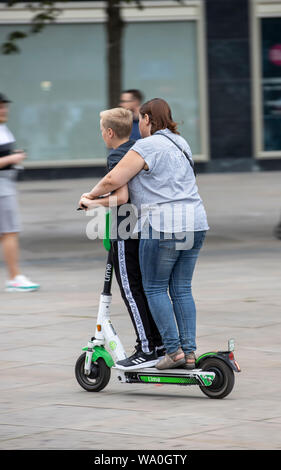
[128,128,209,233]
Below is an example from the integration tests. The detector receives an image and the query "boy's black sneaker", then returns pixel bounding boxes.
[115,349,158,370]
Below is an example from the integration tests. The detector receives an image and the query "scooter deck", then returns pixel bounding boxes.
[113,366,215,387]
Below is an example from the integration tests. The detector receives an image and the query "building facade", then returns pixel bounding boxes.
[0,0,281,178]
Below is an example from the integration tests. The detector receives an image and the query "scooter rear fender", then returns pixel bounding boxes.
[196,351,241,373]
[82,345,114,368]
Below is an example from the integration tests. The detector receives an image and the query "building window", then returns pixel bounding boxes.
[262,17,281,152]
[0,1,208,166]
[124,21,201,156]
[0,23,107,165]
[251,0,281,159]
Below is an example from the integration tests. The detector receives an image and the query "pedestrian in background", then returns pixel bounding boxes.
[0,93,40,292]
[119,89,144,140]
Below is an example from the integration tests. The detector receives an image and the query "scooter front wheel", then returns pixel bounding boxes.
[199,357,235,399]
[75,352,111,392]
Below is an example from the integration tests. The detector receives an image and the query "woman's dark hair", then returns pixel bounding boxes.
[139,98,179,135]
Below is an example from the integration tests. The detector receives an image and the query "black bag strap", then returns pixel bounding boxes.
[156,131,196,176]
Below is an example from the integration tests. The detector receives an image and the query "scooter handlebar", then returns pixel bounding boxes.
[77,204,88,211]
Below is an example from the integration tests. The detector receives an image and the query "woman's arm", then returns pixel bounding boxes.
[80,184,129,209]
[80,150,145,205]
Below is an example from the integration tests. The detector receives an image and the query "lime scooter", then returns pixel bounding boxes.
[75,212,241,399]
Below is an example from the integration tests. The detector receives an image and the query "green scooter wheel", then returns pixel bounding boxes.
[199,357,235,399]
[75,352,111,392]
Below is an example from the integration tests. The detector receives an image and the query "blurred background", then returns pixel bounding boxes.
[1,0,281,178]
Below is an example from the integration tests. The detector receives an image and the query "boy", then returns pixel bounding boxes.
[80,108,164,369]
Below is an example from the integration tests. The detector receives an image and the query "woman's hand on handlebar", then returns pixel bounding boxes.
[80,192,95,200]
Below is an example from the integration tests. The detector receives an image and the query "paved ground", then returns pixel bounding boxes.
[0,171,281,450]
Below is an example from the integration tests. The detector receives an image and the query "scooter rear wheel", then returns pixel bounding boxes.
[199,357,235,399]
[75,352,111,392]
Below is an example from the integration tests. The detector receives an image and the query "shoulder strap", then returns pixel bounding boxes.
[156,132,196,176]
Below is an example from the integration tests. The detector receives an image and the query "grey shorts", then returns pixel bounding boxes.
[0,195,21,235]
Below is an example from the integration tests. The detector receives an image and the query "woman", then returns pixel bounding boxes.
[80,98,209,370]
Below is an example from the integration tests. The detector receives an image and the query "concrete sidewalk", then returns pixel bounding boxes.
[0,171,281,450]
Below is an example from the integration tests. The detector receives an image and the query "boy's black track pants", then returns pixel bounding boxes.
[111,239,163,354]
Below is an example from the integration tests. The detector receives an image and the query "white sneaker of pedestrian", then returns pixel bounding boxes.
[5,274,40,292]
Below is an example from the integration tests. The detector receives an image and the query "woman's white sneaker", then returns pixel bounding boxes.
[5,274,40,292]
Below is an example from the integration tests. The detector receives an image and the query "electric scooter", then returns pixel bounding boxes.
[75,213,241,399]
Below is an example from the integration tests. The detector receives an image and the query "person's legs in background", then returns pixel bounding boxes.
[1,232,40,292]
[1,232,20,279]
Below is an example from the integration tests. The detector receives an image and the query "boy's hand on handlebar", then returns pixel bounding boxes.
[78,193,96,209]
[78,196,100,210]
[78,196,90,210]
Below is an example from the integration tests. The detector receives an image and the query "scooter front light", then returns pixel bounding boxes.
[97,324,102,332]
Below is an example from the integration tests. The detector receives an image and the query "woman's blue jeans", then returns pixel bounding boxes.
[139,231,206,355]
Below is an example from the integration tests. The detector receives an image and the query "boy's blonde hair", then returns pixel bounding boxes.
[100,107,133,139]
